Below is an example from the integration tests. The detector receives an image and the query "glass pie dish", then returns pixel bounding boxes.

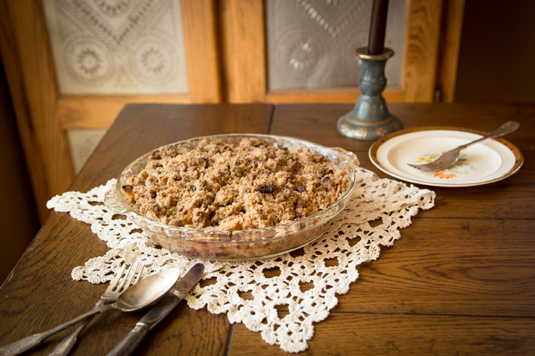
[104,134,359,261]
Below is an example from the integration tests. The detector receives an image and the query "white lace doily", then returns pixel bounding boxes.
[47,168,435,353]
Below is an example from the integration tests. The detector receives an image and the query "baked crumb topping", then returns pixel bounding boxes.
[123,137,349,231]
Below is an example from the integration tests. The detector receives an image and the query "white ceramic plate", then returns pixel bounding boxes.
[369,127,523,187]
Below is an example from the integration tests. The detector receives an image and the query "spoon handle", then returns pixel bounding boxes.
[47,301,105,356]
[460,121,520,149]
[0,305,112,356]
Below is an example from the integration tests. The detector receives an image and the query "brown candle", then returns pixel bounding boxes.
[367,0,389,55]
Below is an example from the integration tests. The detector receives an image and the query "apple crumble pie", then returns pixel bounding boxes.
[122,137,350,231]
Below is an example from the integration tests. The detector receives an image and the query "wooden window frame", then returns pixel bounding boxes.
[0,0,463,221]
[220,0,464,104]
[0,0,222,221]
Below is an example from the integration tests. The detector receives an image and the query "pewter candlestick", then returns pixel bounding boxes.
[337,47,402,140]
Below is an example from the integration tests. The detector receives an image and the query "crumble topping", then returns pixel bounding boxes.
[122,137,350,231]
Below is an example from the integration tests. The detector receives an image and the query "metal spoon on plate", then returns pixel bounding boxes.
[0,268,181,356]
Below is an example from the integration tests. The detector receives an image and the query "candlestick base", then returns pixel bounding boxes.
[337,48,402,140]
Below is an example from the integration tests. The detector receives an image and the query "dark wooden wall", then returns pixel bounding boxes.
[0,58,39,285]
[455,0,535,102]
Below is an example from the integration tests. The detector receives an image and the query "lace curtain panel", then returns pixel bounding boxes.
[42,0,188,95]
[266,0,406,90]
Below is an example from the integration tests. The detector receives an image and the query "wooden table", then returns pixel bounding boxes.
[1,103,534,355]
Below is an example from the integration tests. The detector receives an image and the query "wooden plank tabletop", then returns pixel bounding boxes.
[1,103,534,355]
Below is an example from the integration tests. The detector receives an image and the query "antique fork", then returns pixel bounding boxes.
[48,262,144,356]
[407,121,519,172]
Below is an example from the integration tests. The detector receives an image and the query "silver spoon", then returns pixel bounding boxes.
[407,121,520,172]
[0,268,181,356]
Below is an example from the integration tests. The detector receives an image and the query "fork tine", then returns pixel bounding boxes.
[114,263,136,293]
[109,263,127,288]
[132,263,144,284]
[124,262,142,289]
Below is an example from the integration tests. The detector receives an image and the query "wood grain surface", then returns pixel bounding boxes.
[1,103,534,355]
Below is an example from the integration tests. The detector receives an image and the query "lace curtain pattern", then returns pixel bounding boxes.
[42,0,188,94]
[266,0,406,90]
